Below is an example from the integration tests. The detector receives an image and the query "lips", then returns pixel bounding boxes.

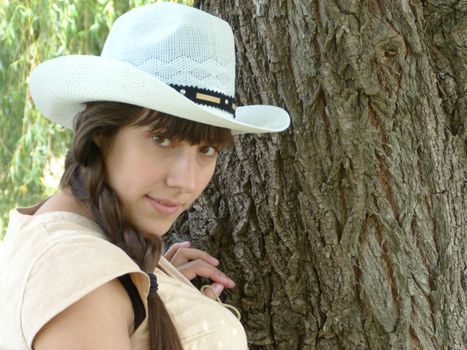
[146,195,183,215]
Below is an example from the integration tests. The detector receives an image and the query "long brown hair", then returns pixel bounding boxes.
[60,101,233,349]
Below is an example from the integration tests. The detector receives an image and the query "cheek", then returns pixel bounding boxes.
[106,151,152,195]
[197,163,217,193]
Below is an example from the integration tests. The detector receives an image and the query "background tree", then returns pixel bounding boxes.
[167,1,466,349]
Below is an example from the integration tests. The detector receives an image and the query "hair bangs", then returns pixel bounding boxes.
[133,108,234,149]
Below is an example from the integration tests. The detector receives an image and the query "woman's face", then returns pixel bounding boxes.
[103,124,218,237]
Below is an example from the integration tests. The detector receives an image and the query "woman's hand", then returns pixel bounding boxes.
[164,241,235,300]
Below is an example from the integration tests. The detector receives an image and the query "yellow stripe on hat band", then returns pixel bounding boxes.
[169,84,236,116]
[196,92,221,104]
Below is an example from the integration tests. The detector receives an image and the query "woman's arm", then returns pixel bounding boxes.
[33,278,134,350]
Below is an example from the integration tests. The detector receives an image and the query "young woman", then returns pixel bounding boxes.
[0,2,289,349]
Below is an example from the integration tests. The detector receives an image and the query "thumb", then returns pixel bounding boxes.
[201,283,224,300]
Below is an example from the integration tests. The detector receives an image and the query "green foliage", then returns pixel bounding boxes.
[0,0,193,238]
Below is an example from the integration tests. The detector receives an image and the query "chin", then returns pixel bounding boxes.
[141,223,171,238]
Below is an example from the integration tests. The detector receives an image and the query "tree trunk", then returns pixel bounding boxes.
[169,1,466,349]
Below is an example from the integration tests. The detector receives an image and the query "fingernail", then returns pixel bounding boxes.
[213,284,224,295]
[180,241,191,246]
[210,256,220,265]
[224,277,235,287]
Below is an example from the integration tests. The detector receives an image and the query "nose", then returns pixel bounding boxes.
[166,147,197,192]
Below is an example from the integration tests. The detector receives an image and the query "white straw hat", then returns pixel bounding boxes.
[29,2,290,134]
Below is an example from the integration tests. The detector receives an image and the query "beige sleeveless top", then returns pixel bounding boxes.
[0,203,248,349]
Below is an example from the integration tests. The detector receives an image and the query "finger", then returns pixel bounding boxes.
[164,241,191,261]
[202,283,224,300]
[178,260,235,288]
[171,247,219,267]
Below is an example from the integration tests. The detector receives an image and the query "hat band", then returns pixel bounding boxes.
[169,84,236,116]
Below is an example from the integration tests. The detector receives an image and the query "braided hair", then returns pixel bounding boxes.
[60,101,233,349]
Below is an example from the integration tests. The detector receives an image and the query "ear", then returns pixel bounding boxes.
[92,134,104,149]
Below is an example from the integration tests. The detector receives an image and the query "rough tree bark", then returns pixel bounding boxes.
[169,1,466,349]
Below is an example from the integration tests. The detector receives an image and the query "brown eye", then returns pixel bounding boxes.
[152,135,171,147]
[199,145,218,157]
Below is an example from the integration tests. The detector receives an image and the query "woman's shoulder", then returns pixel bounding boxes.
[33,278,134,350]
[3,197,103,243]
[2,202,135,273]
[3,196,132,263]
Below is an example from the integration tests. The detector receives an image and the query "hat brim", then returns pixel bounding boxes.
[29,55,290,134]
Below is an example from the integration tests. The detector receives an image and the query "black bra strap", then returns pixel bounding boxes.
[118,274,146,330]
